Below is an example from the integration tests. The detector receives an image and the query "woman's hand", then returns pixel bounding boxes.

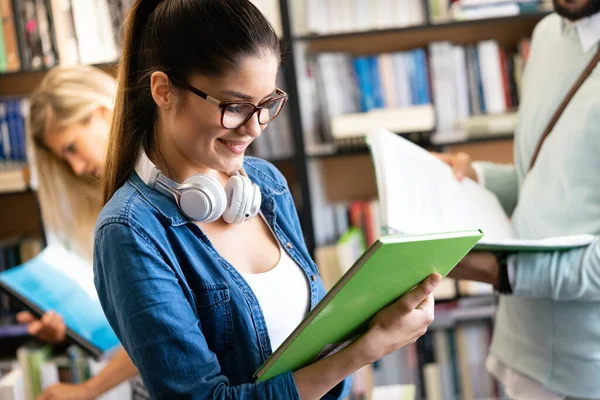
[433,151,478,182]
[16,310,67,344]
[35,383,93,400]
[357,273,441,363]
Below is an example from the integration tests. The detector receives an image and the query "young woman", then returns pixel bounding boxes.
[94,1,441,399]
[19,65,146,400]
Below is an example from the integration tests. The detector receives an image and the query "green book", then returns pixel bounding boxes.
[254,229,483,382]
[0,11,7,72]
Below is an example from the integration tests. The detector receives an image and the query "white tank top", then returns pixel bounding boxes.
[241,218,310,352]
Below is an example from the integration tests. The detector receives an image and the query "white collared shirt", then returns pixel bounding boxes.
[565,11,600,53]
[478,11,600,400]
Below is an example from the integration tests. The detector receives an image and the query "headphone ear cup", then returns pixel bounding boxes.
[179,174,226,222]
[223,175,248,224]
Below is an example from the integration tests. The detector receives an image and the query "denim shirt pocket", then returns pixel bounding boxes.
[195,283,235,354]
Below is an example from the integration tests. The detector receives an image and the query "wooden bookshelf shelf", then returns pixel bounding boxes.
[0,190,43,241]
[306,133,513,160]
[0,63,117,97]
[297,12,549,54]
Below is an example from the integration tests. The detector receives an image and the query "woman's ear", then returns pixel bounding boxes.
[150,71,175,111]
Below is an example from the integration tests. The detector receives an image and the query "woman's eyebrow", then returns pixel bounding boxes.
[220,88,277,101]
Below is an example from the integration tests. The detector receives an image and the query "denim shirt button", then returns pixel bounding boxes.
[311,274,317,282]
[286,242,293,249]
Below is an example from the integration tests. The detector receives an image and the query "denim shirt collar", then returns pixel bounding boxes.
[127,157,287,227]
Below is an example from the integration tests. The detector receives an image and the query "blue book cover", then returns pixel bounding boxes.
[353,57,375,112]
[406,52,419,106]
[414,49,432,104]
[0,101,5,161]
[368,56,385,109]
[0,246,120,358]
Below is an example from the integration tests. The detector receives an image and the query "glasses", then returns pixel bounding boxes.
[170,77,288,129]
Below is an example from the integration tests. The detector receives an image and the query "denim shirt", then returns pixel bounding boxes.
[93,157,352,399]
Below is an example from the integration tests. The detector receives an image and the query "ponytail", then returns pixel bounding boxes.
[102,0,163,203]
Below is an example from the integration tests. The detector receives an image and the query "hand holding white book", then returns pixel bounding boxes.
[366,129,594,251]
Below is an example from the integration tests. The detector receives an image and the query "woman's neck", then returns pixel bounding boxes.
[148,128,230,187]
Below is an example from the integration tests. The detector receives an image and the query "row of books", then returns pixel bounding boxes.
[370,304,498,399]
[0,343,130,400]
[430,38,530,139]
[429,0,551,23]
[0,0,281,73]
[297,0,426,36]
[0,97,30,193]
[0,98,28,162]
[0,0,124,72]
[312,197,493,299]
[297,38,530,151]
[316,49,431,116]
[419,318,501,400]
[291,0,550,36]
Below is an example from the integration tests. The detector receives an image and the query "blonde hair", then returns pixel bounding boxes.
[28,66,116,260]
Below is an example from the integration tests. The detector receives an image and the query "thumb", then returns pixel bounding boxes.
[454,153,471,181]
[401,274,442,310]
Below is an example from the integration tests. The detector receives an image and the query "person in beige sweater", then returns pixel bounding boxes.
[440,1,600,398]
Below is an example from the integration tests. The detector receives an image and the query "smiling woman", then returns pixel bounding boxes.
[93,1,440,399]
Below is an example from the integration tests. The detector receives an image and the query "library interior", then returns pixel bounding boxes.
[1,0,600,399]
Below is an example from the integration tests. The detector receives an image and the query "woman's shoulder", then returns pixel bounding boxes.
[96,176,171,237]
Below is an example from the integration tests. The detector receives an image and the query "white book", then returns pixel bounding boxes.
[40,361,59,390]
[392,53,411,108]
[452,46,470,122]
[0,368,26,400]
[95,0,119,62]
[49,0,80,65]
[71,0,106,64]
[353,0,370,31]
[89,359,132,400]
[477,41,506,115]
[366,129,595,251]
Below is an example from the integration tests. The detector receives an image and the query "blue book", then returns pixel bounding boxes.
[0,246,120,359]
[368,56,385,109]
[406,52,419,106]
[414,49,431,104]
[0,100,6,161]
[353,57,375,112]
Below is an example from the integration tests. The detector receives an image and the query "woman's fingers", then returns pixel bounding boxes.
[399,274,441,311]
[16,311,35,324]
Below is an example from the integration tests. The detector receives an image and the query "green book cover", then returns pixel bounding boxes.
[0,13,6,72]
[254,229,483,382]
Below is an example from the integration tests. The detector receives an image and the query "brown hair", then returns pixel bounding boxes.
[102,0,280,203]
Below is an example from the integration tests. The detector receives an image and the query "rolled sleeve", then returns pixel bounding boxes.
[93,221,301,399]
[513,238,600,301]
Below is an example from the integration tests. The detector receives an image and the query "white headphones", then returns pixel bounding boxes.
[134,150,261,224]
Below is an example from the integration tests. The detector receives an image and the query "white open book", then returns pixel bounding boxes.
[366,129,594,252]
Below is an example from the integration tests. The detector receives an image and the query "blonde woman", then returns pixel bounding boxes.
[16,65,145,400]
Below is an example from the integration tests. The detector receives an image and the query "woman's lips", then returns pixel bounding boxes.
[218,138,250,155]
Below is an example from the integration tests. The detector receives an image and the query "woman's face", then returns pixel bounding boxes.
[44,107,110,178]
[155,51,280,178]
